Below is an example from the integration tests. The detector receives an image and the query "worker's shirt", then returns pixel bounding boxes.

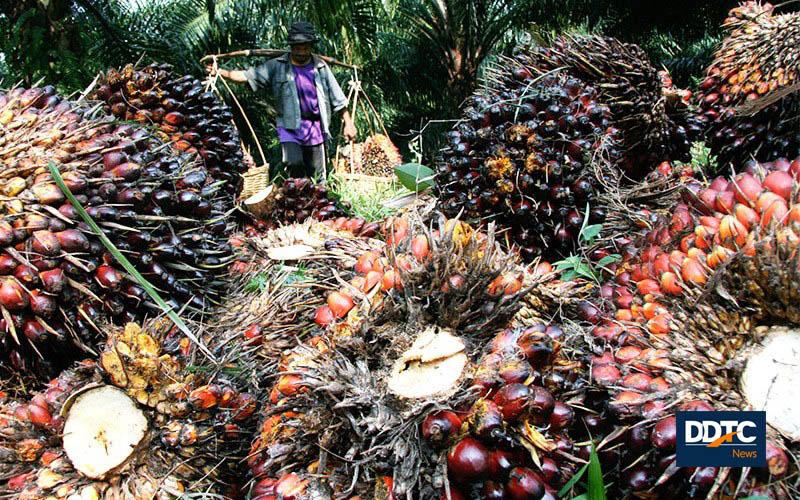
[277,61,324,146]
[244,54,348,144]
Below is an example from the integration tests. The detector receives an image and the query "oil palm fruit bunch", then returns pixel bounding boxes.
[219,219,384,368]
[248,215,592,498]
[691,2,800,169]
[517,34,693,170]
[92,63,246,196]
[438,71,622,260]
[0,86,233,377]
[359,133,403,177]
[581,156,800,497]
[0,319,258,499]
[251,178,348,230]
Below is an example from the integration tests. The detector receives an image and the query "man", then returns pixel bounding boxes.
[208,21,356,181]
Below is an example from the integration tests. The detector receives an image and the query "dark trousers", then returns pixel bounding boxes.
[281,142,327,181]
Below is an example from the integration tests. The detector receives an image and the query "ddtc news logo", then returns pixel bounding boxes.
[676,411,766,467]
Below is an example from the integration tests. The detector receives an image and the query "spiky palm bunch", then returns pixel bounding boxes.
[247,215,594,499]
[691,1,800,169]
[0,319,258,499]
[584,156,800,497]
[0,86,233,377]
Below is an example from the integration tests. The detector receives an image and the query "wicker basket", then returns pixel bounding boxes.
[239,165,270,201]
[333,139,395,195]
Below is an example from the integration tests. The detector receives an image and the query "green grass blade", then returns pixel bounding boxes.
[558,461,589,497]
[48,161,216,361]
[587,443,607,500]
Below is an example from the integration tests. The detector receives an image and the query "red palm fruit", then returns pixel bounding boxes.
[616,345,642,364]
[385,217,410,246]
[609,391,645,417]
[622,373,653,392]
[614,288,634,309]
[642,400,667,418]
[652,253,671,275]
[615,309,633,322]
[31,230,60,256]
[647,314,670,336]
[411,234,430,261]
[382,268,402,291]
[715,190,735,214]
[651,416,677,449]
[506,467,545,500]
[447,437,490,482]
[488,449,516,478]
[466,399,503,438]
[696,188,718,211]
[592,364,621,385]
[788,205,800,224]
[490,328,522,352]
[395,254,413,271]
[0,254,16,275]
[482,481,506,500]
[327,292,354,318]
[23,320,46,342]
[13,265,38,287]
[498,358,532,384]
[576,301,602,323]
[95,265,123,290]
[493,383,532,421]
[441,274,465,292]
[363,270,383,292]
[756,191,786,214]
[659,272,682,295]
[314,306,334,326]
[39,268,65,294]
[731,173,762,205]
[530,386,555,420]
[345,218,365,233]
[761,198,789,228]
[709,176,729,192]
[55,229,89,252]
[355,251,379,274]
[28,290,56,318]
[681,400,713,412]
[765,441,789,478]
[733,203,758,228]
[0,279,28,311]
[636,279,660,295]
[549,402,574,430]
[681,258,707,286]
[488,274,523,297]
[243,324,263,346]
[625,467,655,491]
[275,473,308,500]
[26,404,52,427]
[718,215,747,247]
[763,171,793,200]
[422,411,462,448]
[690,466,718,491]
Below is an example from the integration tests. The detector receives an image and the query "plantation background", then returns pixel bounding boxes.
[1,0,791,165]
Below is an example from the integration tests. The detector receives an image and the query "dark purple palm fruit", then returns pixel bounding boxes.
[92,63,246,197]
[515,34,693,173]
[437,71,621,260]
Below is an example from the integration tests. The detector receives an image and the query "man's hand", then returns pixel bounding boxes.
[205,65,218,77]
[342,110,357,142]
